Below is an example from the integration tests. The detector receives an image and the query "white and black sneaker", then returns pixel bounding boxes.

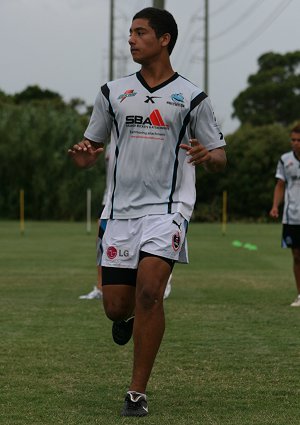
[290,295,300,307]
[121,391,148,417]
[78,286,102,300]
[112,317,134,345]
[163,273,172,300]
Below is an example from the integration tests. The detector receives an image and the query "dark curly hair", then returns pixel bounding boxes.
[132,7,178,55]
[291,123,300,134]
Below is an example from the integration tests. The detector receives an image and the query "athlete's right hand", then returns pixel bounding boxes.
[269,206,279,219]
[68,139,103,168]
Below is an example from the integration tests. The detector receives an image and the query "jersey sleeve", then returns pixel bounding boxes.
[84,84,113,144]
[275,157,286,181]
[190,94,225,151]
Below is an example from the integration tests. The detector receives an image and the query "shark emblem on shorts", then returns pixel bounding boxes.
[172,232,181,251]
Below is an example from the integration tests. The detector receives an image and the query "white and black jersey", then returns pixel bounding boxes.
[101,137,115,206]
[276,151,300,224]
[84,71,225,221]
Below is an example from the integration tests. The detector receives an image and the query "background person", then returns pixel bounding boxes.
[79,142,113,300]
[270,123,300,307]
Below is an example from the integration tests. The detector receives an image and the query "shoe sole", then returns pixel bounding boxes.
[121,411,148,417]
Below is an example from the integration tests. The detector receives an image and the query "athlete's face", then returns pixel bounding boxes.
[129,18,169,65]
[291,131,300,158]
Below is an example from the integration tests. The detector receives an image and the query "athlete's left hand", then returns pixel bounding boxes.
[179,139,211,166]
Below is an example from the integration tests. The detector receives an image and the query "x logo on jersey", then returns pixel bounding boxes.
[144,96,161,104]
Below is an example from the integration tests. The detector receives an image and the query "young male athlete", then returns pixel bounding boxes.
[270,123,300,307]
[68,7,226,416]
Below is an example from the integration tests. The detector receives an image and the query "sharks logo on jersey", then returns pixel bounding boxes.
[167,92,185,108]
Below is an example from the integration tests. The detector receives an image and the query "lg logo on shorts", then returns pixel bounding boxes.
[106,246,130,260]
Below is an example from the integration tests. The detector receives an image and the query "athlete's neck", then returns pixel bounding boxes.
[139,63,175,88]
[294,153,300,161]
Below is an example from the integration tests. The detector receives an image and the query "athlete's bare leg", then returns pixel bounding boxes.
[129,256,171,394]
[96,266,102,291]
[102,285,136,321]
[292,248,300,294]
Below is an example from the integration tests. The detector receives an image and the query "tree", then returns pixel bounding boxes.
[224,123,290,220]
[0,92,106,220]
[232,51,300,127]
[68,97,87,114]
[0,89,14,104]
[13,85,65,108]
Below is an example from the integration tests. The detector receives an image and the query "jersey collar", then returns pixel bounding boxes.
[136,71,179,93]
[293,151,300,162]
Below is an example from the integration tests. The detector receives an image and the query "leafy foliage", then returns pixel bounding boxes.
[224,124,290,220]
[14,85,63,104]
[232,51,300,126]
[193,123,292,221]
[0,88,105,220]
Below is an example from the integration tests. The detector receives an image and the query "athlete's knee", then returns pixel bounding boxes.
[136,284,163,310]
[293,249,300,265]
[103,297,134,321]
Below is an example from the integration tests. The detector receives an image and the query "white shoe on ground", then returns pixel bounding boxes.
[290,295,300,307]
[163,274,172,300]
[79,286,102,300]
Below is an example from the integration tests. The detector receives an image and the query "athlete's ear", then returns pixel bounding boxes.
[160,33,171,49]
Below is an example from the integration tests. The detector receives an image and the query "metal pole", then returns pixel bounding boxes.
[109,0,114,80]
[204,0,209,93]
[222,190,227,236]
[86,188,92,234]
[20,189,25,236]
[153,0,165,8]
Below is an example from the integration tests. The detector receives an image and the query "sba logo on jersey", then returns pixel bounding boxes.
[126,109,169,128]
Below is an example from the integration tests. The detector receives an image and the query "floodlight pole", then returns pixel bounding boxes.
[153,0,165,9]
[222,190,227,236]
[86,188,91,234]
[109,0,115,80]
[20,189,25,236]
[204,0,209,93]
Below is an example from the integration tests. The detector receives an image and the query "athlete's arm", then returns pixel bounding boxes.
[269,178,285,219]
[180,139,226,172]
[68,138,104,168]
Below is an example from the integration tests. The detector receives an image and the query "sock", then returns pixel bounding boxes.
[125,316,135,322]
[127,391,147,400]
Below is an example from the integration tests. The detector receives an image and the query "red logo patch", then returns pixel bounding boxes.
[107,246,118,260]
[118,89,137,103]
[149,109,167,126]
[172,232,181,251]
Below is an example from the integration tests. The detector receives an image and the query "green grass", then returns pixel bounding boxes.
[1,221,299,424]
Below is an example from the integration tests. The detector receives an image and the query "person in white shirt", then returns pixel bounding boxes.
[270,123,300,307]
[69,7,226,416]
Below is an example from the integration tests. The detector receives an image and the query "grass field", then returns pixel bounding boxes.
[1,221,299,425]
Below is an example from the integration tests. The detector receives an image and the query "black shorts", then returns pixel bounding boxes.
[282,224,300,248]
[102,252,175,287]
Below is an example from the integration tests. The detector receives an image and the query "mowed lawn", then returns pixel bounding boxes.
[1,221,299,425]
